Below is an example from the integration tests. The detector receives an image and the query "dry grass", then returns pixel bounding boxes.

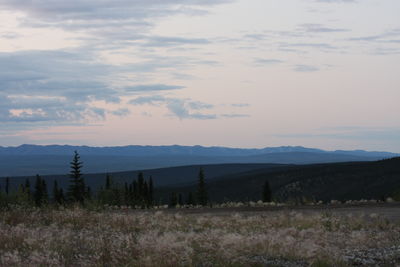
[0,207,399,266]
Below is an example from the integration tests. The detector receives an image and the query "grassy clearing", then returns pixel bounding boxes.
[0,207,399,266]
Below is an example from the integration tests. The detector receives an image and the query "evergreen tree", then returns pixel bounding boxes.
[53,180,62,205]
[132,180,138,205]
[124,182,129,199]
[169,192,178,208]
[59,188,65,204]
[34,175,44,207]
[5,177,9,195]
[24,179,31,201]
[262,180,272,203]
[86,186,92,200]
[105,174,112,190]
[148,176,154,207]
[41,179,49,205]
[178,193,184,206]
[196,168,208,206]
[67,151,86,204]
[186,192,195,205]
[142,181,148,208]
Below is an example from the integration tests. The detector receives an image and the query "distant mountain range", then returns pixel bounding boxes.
[0,144,397,157]
[0,144,398,177]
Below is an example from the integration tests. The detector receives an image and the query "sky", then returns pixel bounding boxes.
[0,0,399,152]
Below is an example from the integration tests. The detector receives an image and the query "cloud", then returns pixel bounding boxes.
[129,95,216,120]
[0,0,232,45]
[221,114,250,118]
[0,46,224,130]
[187,101,214,110]
[231,103,250,107]
[166,99,217,120]
[283,42,337,50]
[0,93,106,124]
[243,34,268,41]
[0,49,130,129]
[125,84,185,92]
[349,29,400,43]
[0,32,21,39]
[299,24,349,33]
[293,65,320,72]
[143,36,210,47]
[254,58,284,65]
[129,95,250,120]
[129,95,168,105]
[129,96,219,119]
[110,108,130,116]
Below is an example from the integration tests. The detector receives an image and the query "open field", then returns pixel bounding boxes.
[1,204,400,266]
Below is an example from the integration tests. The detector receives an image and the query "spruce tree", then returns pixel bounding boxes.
[262,180,272,203]
[196,168,208,206]
[53,180,62,205]
[59,188,65,204]
[142,181,148,208]
[34,175,43,207]
[178,193,183,206]
[169,192,178,208]
[67,151,85,204]
[41,179,49,205]
[148,176,154,207]
[25,179,31,200]
[186,192,195,205]
[5,177,9,195]
[86,186,92,200]
[105,174,112,190]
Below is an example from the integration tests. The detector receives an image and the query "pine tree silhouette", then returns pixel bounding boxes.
[196,168,208,206]
[67,151,86,204]
[34,175,43,206]
[262,180,272,203]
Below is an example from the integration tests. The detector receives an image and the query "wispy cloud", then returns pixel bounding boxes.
[129,95,216,120]
[254,58,284,66]
[125,84,185,92]
[129,95,249,120]
[299,24,349,33]
[293,65,320,72]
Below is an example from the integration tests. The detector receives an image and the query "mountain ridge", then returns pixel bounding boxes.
[0,144,397,158]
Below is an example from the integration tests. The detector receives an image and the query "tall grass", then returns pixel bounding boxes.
[0,207,398,266]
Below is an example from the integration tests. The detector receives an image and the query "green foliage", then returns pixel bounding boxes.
[97,172,154,208]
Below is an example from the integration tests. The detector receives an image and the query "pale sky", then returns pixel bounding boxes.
[0,0,399,152]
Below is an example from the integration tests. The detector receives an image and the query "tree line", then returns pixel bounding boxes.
[2,151,264,208]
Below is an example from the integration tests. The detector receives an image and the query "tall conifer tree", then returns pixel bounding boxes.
[67,151,85,204]
[196,168,208,206]
[262,180,272,203]
[34,175,43,206]
[5,177,9,195]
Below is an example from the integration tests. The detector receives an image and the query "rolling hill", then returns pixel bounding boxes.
[155,157,400,203]
[0,163,287,193]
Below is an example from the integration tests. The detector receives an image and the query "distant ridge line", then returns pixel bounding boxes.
[0,144,397,158]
